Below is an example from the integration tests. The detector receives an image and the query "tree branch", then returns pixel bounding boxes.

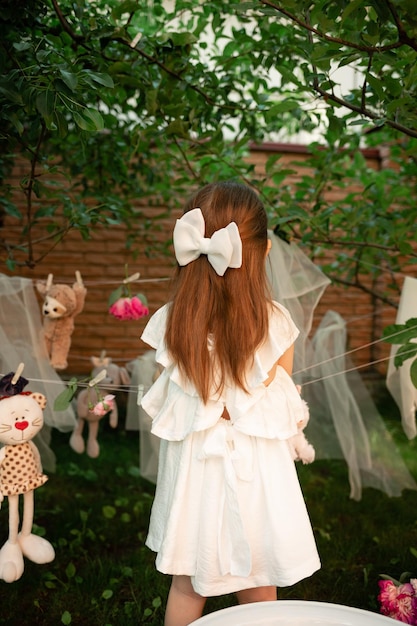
[258,0,409,53]
[326,273,399,307]
[312,84,417,138]
[23,123,47,268]
[384,0,417,51]
[292,231,417,257]
[361,52,373,112]
[50,0,83,42]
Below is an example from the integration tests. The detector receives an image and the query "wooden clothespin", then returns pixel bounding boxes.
[123,272,140,285]
[11,363,25,385]
[46,274,53,292]
[89,369,107,387]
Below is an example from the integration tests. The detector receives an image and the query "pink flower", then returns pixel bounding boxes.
[91,394,115,417]
[378,580,417,624]
[129,295,149,319]
[109,297,133,320]
[108,296,149,321]
[379,580,401,612]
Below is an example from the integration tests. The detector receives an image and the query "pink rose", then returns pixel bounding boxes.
[92,394,115,416]
[109,296,149,320]
[130,295,149,319]
[109,297,133,320]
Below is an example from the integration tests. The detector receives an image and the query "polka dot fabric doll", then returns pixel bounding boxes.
[0,369,55,583]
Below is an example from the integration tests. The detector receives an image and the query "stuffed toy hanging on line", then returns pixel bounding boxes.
[0,364,55,583]
[70,353,131,458]
[287,385,315,465]
[36,271,87,370]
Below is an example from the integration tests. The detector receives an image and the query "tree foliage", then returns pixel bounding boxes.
[0,0,416,307]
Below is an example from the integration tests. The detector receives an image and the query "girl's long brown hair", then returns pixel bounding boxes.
[165,181,272,403]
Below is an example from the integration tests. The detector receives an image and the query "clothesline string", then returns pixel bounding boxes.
[292,320,417,376]
[346,256,416,279]
[62,303,410,370]
[3,341,416,395]
[2,302,415,393]
[300,349,416,387]
[34,277,171,286]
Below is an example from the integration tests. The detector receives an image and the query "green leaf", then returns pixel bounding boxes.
[59,69,78,92]
[366,73,385,101]
[383,319,417,344]
[108,285,125,306]
[65,562,76,579]
[73,109,104,131]
[266,100,299,117]
[54,110,68,137]
[410,358,417,388]
[83,108,104,130]
[53,388,75,411]
[9,113,24,134]
[2,202,22,219]
[394,344,417,368]
[53,378,79,411]
[168,32,198,46]
[36,91,54,118]
[83,70,114,88]
[111,0,138,19]
[135,292,148,305]
[145,89,159,115]
[0,85,23,105]
[102,505,116,519]
[13,41,31,52]
[341,0,366,21]
[61,611,72,625]
[102,589,113,600]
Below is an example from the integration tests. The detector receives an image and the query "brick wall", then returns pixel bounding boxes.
[1,144,400,378]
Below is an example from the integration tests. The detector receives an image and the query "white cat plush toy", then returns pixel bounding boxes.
[0,370,55,583]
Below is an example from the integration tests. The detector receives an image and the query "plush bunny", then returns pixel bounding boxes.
[287,387,315,465]
[36,272,87,370]
[0,370,55,583]
[70,356,130,458]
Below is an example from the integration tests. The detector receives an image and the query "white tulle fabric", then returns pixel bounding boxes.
[173,208,242,276]
[0,274,77,472]
[141,301,305,442]
[266,234,416,501]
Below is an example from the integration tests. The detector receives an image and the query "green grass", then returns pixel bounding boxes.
[0,393,416,625]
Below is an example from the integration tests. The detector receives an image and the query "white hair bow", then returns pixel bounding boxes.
[173,208,242,276]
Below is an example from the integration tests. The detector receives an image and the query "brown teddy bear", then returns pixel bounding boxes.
[36,272,87,370]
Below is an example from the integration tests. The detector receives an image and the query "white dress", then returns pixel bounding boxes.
[141,301,321,597]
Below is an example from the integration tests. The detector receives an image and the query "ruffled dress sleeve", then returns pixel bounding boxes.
[141,305,224,440]
[140,301,306,442]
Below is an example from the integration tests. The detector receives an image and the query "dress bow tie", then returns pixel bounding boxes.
[173,208,242,276]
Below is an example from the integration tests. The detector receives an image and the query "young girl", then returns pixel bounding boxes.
[140,181,320,626]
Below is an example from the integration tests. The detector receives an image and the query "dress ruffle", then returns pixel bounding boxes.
[141,301,305,441]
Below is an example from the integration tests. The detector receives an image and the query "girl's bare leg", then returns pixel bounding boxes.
[236,585,277,604]
[164,575,207,626]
